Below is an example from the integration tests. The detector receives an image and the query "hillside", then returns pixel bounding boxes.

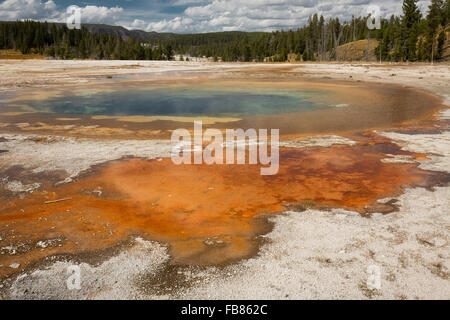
[335,39,380,61]
[0,21,263,42]
[81,24,175,40]
[0,21,174,40]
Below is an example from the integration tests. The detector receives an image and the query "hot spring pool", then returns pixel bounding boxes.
[20,86,323,118]
[0,78,440,138]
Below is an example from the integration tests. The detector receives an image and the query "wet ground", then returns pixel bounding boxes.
[1,133,449,279]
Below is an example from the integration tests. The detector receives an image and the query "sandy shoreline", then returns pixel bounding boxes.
[0,61,449,299]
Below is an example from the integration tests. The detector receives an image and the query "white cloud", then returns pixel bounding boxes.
[140,0,432,33]
[0,0,433,33]
[78,6,124,25]
[0,0,124,26]
[0,0,58,21]
[130,18,147,30]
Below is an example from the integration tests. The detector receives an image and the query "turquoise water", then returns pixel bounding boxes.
[25,87,322,117]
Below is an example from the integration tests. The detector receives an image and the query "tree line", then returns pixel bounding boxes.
[0,20,174,60]
[0,0,448,62]
[375,0,449,61]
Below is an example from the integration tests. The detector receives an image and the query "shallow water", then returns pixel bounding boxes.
[16,86,323,117]
[1,143,448,270]
[0,78,443,138]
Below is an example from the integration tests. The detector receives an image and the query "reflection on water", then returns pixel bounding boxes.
[24,87,322,117]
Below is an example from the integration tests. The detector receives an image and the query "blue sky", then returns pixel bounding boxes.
[56,0,191,20]
[0,0,433,33]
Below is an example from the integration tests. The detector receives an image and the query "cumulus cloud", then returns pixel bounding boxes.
[0,0,58,21]
[0,0,433,33]
[0,0,124,26]
[78,5,124,24]
[141,0,432,33]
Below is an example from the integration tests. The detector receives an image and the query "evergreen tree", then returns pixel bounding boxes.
[0,8,447,63]
[164,44,173,60]
[401,0,422,61]
[426,0,445,61]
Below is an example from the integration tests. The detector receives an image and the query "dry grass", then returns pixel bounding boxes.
[0,50,44,60]
[336,39,379,61]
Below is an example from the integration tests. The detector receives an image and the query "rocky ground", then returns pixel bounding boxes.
[0,61,449,299]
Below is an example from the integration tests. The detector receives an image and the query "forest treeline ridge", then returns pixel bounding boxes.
[0,0,448,62]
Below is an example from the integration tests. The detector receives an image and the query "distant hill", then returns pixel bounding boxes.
[0,20,262,41]
[81,24,267,43]
[81,24,175,40]
[0,21,175,40]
